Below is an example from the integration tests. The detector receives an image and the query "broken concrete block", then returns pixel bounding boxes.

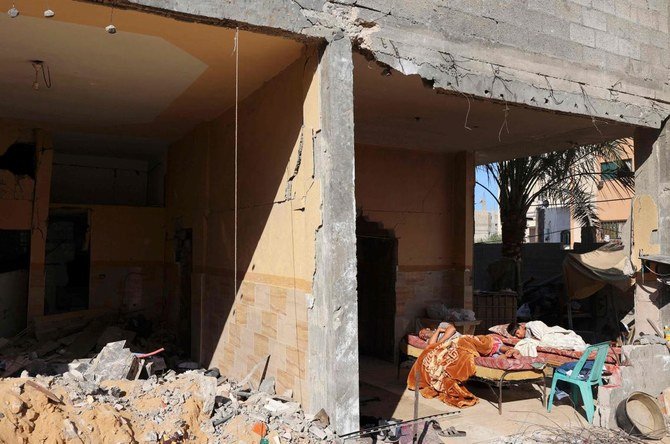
[259,376,275,395]
[147,356,166,375]
[85,341,138,382]
[313,408,330,428]
[142,431,158,442]
[309,425,328,440]
[63,419,78,439]
[186,372,218,418]
[264,399,301,417]
[67,359,92,380]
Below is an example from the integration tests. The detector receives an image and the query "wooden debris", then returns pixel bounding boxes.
[25,380,64,404]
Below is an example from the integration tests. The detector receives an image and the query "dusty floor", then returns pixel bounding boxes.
[359,356,611,444]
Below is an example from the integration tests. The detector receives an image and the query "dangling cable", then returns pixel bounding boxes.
[42,65,52,88]
[233,28,239,299]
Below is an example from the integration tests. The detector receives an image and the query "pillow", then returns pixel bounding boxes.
[488,323,512,338]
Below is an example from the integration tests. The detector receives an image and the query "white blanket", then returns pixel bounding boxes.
[514,321,587,356]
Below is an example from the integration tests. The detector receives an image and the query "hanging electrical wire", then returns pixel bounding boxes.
[233,28,239,303]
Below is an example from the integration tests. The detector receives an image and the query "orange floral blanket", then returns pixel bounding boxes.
[407,335,497,408]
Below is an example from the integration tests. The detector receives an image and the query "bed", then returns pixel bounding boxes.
[400,335,548,414]
[493,335,621,371]
[400,332,620,375]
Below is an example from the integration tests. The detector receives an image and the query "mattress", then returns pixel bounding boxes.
[406,333,619,366]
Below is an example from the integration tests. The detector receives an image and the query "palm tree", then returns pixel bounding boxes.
[477,140,634,259]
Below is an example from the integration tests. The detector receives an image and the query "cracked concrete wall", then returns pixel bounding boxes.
[355,144,459,353]
[126,0,670,127]
[165,50,322,407]
[0,122,33,231]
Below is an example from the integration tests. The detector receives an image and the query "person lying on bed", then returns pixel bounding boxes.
[507,320,587,355]
[408,332,520,408]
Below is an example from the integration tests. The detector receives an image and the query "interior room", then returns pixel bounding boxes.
[351,52,638,420]
[0,0,318,406]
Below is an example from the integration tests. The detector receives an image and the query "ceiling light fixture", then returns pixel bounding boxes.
[105,4,117,34]
[43,0,54,17]
[7,3,19,18]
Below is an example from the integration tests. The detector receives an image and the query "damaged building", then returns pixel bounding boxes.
[0,0,669,438]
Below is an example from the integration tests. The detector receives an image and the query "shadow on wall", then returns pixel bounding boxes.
[165,51,318,401]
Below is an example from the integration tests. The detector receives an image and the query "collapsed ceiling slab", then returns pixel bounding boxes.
[353,53,635,164]
[114,0,670,128]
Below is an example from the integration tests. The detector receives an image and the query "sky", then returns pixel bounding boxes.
[475,167,499,211]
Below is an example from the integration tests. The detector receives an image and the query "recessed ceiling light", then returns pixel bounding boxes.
[105,5,117,34]
[8,3,19,18]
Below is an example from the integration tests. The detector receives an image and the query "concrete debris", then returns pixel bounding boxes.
[259,376,276,395]
[0,351,336,442]
[0,314,337,443]
[81,341,139,382]
[313,408,330,429]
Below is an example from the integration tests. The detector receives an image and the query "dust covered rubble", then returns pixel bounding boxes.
[0,340,338,443]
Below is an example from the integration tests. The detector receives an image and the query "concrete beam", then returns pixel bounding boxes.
[309,37,359,434]
[115,0,670,128]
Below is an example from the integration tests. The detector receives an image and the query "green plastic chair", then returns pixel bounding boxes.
[547,341,610,423]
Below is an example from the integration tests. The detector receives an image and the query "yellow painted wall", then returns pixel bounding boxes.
[596,141,635,222]
[355,144,463,347]
[50,204,166,315]
[355,144,457,269]
[165,50,319,404]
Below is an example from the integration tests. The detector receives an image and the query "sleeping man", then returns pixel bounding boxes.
[507,320,587,356]
[408,326,521,408]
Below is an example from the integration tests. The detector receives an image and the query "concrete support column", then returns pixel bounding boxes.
[308,38,359,434]
[635,124,670,254]
[27,130,54,318]
[633,123,670,335]
[452,151,475,310]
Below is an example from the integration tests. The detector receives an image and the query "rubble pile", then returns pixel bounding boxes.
[0,315,338,443]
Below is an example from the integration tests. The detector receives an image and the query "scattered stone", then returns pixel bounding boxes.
[309,424,328,440]
[62,419,78,439]
[204,367,220,378]
[0,327,333,443]
[259,376,276,395]
[212,412,234,427]
[85,341,139,382]
[142,431,158,442]
[313,408,330,429]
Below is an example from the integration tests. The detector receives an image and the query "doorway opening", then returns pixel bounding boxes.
[356,216,397,362]
[44,209,91,315]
